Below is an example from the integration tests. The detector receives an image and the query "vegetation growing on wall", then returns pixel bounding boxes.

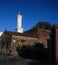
[16,42,49,60]
[1,33,11,55]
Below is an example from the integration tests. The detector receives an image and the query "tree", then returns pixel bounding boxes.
[35,21,52,30]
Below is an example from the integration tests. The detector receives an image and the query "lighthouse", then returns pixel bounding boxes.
[17,12,23,33]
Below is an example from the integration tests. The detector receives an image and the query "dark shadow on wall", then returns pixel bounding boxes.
[28,61,50,65]
[50,27,56,65]
[16,42,50,62]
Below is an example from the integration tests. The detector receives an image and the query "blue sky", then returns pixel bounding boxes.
[0,0,58,32]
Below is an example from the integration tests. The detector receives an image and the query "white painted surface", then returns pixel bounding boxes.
[0,32,3,36]
[17,12,23,33]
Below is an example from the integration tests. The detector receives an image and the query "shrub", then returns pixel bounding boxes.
[16,44,30,56]
[16,42,48,60]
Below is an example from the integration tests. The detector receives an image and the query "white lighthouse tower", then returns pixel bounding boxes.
[17,12,23,33]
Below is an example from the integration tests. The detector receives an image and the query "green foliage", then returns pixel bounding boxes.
[16,44,30,56]
[35,21,51,30]
[16,43,46,58]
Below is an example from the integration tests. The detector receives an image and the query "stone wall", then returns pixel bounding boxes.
[0,33,11,55]
[10,35,39,56]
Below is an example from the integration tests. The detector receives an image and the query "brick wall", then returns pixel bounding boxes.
[55,25,58,62]
[37,28,51,41]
